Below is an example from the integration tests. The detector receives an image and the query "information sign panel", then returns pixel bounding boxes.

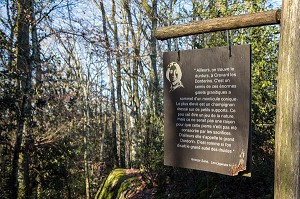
[164,45,251,176]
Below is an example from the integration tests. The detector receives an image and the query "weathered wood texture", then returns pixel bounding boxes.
[155,10,281,40]
[275,1,300,198]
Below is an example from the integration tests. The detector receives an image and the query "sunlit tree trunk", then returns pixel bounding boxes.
[120,8,132,167]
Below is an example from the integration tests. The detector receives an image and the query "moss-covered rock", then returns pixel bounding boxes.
[94,169,144,199]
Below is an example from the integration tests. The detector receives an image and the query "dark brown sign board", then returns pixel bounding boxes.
[164,45,251,176]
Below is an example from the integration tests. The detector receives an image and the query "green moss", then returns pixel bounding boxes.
[94,169,142,199]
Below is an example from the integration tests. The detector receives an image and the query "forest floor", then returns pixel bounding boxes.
[95,167,274,199]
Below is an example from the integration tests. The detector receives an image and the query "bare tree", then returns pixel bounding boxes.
[111,0,126,168]
[123,0,142,167]
[94,0,119,168]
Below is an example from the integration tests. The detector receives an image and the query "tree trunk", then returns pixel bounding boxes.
[123,0,141,167]
[149,0,159,120]
[275,0,300,198]
[11,0,31,198]
[140,0,159,165]
[84,91,91,199]
[121,9,132,167]
[31,2,43,197]
[98,71,106,163]
[111,0,126,168]
[97,0,119,168]
[22,123,31,199]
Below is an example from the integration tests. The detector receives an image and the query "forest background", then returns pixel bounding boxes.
[0,0,281,198]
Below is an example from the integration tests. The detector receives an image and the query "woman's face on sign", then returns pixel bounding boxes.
[169,65,178,82]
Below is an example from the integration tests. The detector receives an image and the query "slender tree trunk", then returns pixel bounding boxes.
[111,0,126,168]
[31,2,43,197]
[191,0,197,49]
[121,9,132,167]
[31,4,45,197]
[84,89,91,199]
[275,0,300,198]
[11,0,31,198]
[101,111,108,162]
[151,0,159,114]
[142,0,159,115]
[166,0,175,51]
[98,71,106,163]
[137,1,162,165]
[22,123,31,199]
[31,0,41,84]
[123,0,141,167]
[97,0,119,168]
[139,0,159,164]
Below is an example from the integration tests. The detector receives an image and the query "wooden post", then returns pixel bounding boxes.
[275,1,300,198]
[155,10,281,40]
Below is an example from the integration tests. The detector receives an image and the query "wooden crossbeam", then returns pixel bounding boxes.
[155,9,281,40]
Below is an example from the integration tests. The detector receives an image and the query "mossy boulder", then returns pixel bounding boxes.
[94,169,144,199]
